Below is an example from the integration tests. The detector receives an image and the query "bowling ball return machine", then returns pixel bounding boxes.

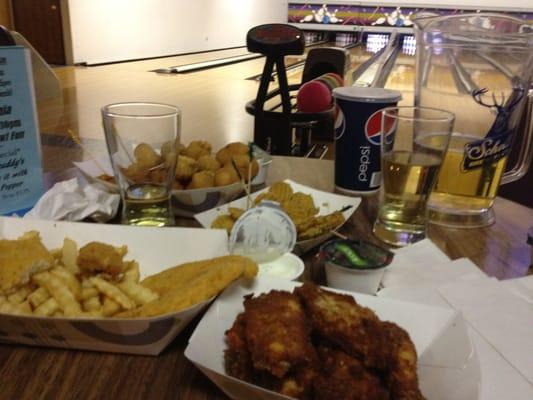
[245,24,348,157]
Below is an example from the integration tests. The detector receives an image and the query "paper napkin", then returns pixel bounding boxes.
[381,257,486,289]
[24,178,120,222]
[438,278,533,386]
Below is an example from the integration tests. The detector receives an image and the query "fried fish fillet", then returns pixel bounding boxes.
[314,345,389,400]
[117,255,257,317]
[382,322,425,400]
[294,283,390,370]
[243,290,317,378]
[0,233,54,293]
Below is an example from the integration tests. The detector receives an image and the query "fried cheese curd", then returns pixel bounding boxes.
[102,140,258,190]
[225,283,424,400]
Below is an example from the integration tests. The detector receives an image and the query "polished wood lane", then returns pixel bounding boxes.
[39,47,270,151]
[39,43,383,156]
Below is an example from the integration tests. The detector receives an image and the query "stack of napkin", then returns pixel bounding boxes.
[378,240,533,400]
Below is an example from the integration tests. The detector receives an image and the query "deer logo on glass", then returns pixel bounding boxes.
[462,79,525,171]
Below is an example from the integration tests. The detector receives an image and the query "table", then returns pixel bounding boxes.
[1,154,532,400]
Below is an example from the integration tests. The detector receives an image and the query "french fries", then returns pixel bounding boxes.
[89,277,135,310]
[0,236,151,318]
[32,272,82,317]
[0,233,258,320]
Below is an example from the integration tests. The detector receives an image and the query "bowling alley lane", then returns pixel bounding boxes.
[37,4,531,169]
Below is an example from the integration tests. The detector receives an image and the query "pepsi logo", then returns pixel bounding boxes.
[334,106,345,140]
[365,110,396,145]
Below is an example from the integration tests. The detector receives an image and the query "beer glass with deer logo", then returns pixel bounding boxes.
[413,13,533,227]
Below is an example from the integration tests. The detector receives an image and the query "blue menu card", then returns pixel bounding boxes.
[0,46,44,215]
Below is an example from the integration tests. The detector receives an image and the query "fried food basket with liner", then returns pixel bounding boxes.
[195,179,361,254]
[185,279,481,400]
[0,216,232,355]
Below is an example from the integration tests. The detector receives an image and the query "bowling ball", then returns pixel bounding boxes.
[297,80,332,113]
[316,75,339,91]
[324,72,344,87]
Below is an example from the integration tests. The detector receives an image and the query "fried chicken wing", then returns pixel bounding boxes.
[314,345,389,400]
[262,365,316,400]
[382,322,425,400]
[243,290,317,378]
[225,312,253,381]
[224,285,425,400]
[294,283,390,370]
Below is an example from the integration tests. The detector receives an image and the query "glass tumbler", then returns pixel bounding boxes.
[373,106,454,246]
[102,102,180,226]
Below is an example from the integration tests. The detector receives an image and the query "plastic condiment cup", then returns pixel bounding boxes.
[324,261,386,294]
[258,253,305,281]
[320,239,393,295]
[229,201,297,261]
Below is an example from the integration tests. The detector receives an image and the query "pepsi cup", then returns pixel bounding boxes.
[332,87,401,195]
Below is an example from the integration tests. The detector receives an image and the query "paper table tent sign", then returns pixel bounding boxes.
[0,46,44,215]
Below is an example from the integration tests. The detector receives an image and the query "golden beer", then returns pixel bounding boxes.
[123,183,173,226]
[374,150,441,244]
[428,134,508,224]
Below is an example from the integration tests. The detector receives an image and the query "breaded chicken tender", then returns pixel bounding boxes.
[295,283,390,371]
[243,290,317,378]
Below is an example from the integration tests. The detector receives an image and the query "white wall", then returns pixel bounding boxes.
[67,0,288,65]
[290,0,533,11]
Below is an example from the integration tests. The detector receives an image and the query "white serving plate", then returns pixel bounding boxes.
[185,278,480,400]
[194,179,361,254]
[73,157,245,217]
[0,216,229,355]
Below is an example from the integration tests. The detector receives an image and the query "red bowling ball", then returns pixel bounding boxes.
[297,80,332,113]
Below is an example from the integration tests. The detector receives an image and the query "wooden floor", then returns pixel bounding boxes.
[40,48,270,150]
[39,45,416,153]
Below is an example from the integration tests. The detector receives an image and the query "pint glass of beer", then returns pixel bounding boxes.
[414,13,533,227]
[102,102,180,227]
[373,107,454,246]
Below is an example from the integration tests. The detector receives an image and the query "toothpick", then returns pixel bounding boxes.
[331,231,348,240]
[247,165,252,210]
[247,142,254,210]
[67,129,108,175]
[231,158,252,209]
